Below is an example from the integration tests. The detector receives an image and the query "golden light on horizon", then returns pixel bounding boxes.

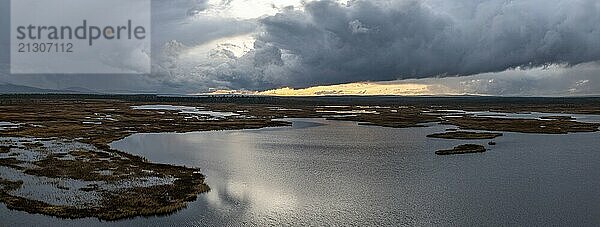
[206,81,459,96]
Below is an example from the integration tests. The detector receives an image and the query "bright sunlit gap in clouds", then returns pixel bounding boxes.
[199,0,305,19]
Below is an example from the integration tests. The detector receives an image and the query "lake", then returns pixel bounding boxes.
[2,118,600,226]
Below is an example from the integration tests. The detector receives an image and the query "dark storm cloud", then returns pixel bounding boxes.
[203,0,600,90]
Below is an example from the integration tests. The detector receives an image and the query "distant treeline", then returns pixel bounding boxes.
[0,94,284,105]
[1,94,600,106]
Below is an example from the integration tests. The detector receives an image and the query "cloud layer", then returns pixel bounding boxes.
[210,62,600,97]
[1,0,600,95]
[186,0,599,90]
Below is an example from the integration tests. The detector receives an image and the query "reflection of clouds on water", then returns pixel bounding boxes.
[204,179,298,218]
[97,118,600,225]
[197,131,299,221]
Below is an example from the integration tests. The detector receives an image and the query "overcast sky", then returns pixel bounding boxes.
[1,0,599,95]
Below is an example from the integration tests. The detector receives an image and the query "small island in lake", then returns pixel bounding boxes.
[436,144,487,155]
[427,131,503,140]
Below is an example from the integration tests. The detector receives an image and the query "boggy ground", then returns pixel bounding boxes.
[0,99,289,220]
[0,138,210,220]
[0,96,599,219]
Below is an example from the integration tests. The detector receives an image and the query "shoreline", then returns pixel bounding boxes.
[0,96,599,220]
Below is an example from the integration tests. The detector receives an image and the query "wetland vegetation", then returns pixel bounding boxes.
[0,94,599,220]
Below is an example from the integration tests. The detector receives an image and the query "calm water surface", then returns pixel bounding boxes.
[2,118,600,226]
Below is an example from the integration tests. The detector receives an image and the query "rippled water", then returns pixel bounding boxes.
[2,118,600,226]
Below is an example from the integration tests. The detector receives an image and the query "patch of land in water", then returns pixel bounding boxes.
[0,145,11,153]
[444,116,599,134]
[436,144,487,155]
[427,131,503,139]
[0,138,211,220]
[0,95,599,219]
